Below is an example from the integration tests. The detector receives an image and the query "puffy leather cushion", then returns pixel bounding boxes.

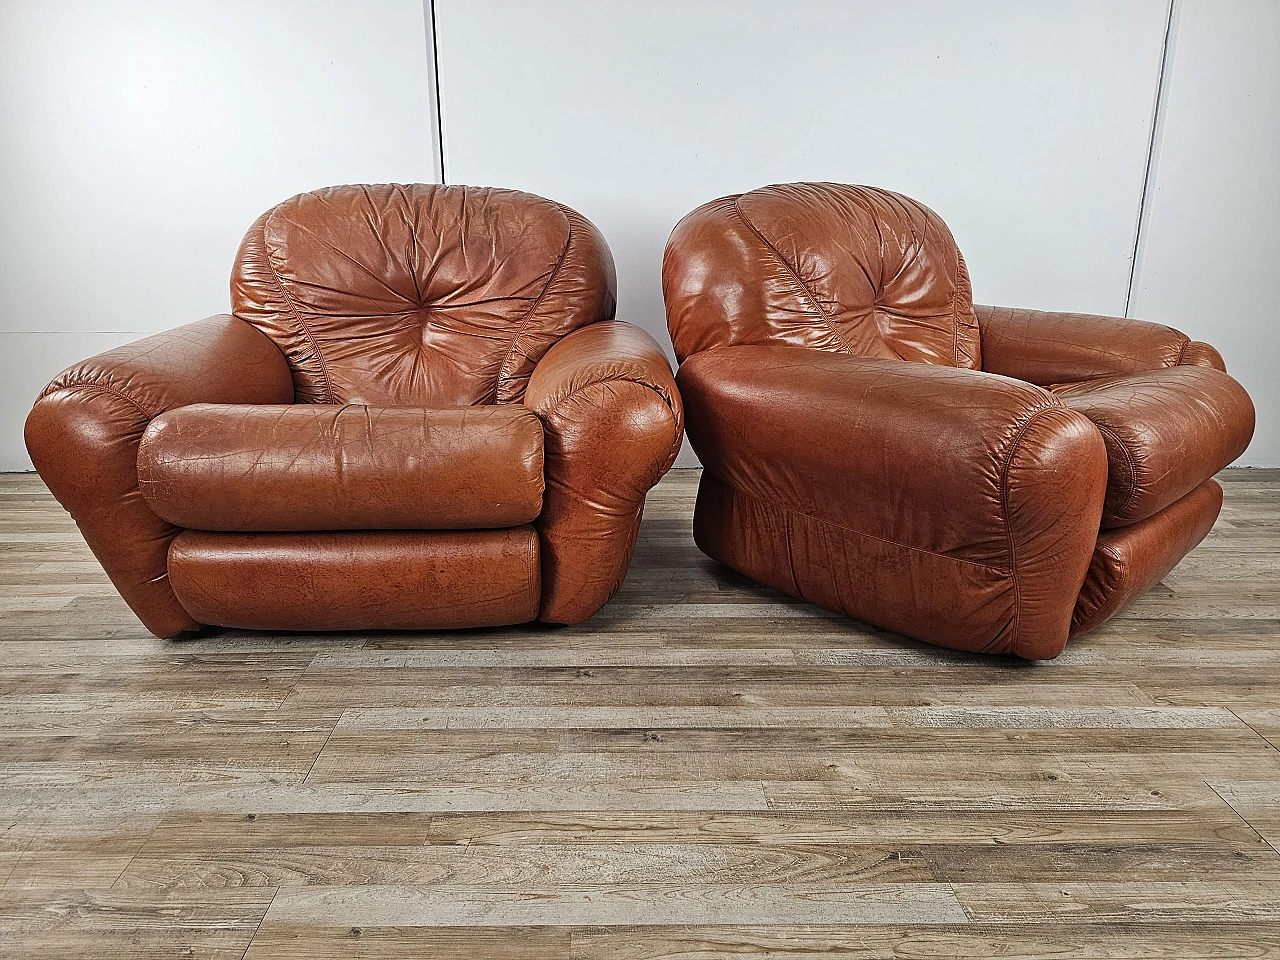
[169,528,540,631]
[232,184,616,406]
[663,183,980,368]
[139,403,544,531]
[1072,479,1222,636]
[1054,367,1254,528]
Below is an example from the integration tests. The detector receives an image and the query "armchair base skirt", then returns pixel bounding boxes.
[168,528,541,632]
[693,473,1029,657]
[695,472,1224,656]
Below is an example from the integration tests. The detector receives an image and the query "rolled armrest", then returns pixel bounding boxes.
[976,304,1198,385]
[24,316,294,637]
[679,346,1109,658]
[139,403,544,531]
[523,321,683,623]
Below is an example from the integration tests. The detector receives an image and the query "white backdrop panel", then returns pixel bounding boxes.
[1131,0,1279,465]
[435,0,1168,378]
[0,0,439,468]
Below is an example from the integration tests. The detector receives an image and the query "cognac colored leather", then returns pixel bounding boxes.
[24,316,294,638]
[232,184,614,405]
[525,321,683,622]
[680,346,1107,658]
[27,184,682,637]
[664,182,1255,658]
[1053,370,1253,528]
[138,404,544,531]
[1073,479,1222,635]
[169,528,540,631]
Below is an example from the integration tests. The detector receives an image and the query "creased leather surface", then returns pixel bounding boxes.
[1072,480,1222,635]
[678,345,1107,658]
[139,404,544,531]
[28,185,667,636]
[663,181,1252,655]
[24,316,293,638]
[663,183,979,368]
[232,183,615,406]
[1179,341,1227,371]
[1054,368,1254,528]
[524,321,683,623]
[977,304,1190,385]
[169,528,540,631]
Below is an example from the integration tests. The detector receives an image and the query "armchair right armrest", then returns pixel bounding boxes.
[25,315,294,638]
[678,345,1109,658]
[524,321,683,624]
[976,304,1224,385]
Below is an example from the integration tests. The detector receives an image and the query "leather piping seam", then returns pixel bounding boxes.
[996,404,1066,650]
[261,215,336,402]
[950,281,961,366]
[1172,334,1192,366]
[44,382,158,421]
[722,479,1013,574]
[1072,543,1127,635]
[1092,421,1140,523]
[729,198,857,354]
[537,374,680,426]
[527,533,540,622]
[950,249,967,366]
[497,206,575,401]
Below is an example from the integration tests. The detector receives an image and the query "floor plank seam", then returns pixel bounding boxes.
[3,469,1280,947]
[239,886,279,960]
[1204,779,1280,860]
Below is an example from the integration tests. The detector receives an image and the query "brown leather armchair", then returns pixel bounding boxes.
[663,183,1254,659]
[26,184,683,638]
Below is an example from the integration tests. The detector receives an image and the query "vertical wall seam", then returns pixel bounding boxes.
[1125,0,1178,317]
[425,0,447,183]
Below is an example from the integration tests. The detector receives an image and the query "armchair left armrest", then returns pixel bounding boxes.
[523,321,684,623]
[25,315,294,637]
[976,304,1227,384]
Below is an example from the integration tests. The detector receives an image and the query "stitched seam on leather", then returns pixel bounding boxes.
[726,480,1012,574]
[1073,543,1126,634]
[497,206,575,399]
[541,375,680,424]
[262,214,336,402]
[730,199,856,354]
[1173,334,1192,366]
[997,405,1065,651]
[1093,421,1139,522]
[951,286,961,366]
[527,533,540,621]
[45,382,157,421]
[950,249,963,365]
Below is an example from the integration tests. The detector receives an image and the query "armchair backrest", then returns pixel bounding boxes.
[232,184,616,406]
[662,182,980,369]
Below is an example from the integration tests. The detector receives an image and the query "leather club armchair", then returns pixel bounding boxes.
[663,183,1254,659]
[26,184,683,638]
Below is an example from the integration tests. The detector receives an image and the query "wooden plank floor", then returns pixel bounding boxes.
[1,467,1279,958]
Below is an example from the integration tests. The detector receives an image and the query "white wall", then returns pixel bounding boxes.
[1130,0,1279,465]
[0,0,439,469]
[2,0,1276,468]
[434,0,1171,464]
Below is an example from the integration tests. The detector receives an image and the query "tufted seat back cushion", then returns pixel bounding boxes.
[663,182,980,368]
[232,184,616,406]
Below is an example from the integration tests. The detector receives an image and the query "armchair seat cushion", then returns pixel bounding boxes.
[1053,368,1254,528]
[138,403,544,531]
